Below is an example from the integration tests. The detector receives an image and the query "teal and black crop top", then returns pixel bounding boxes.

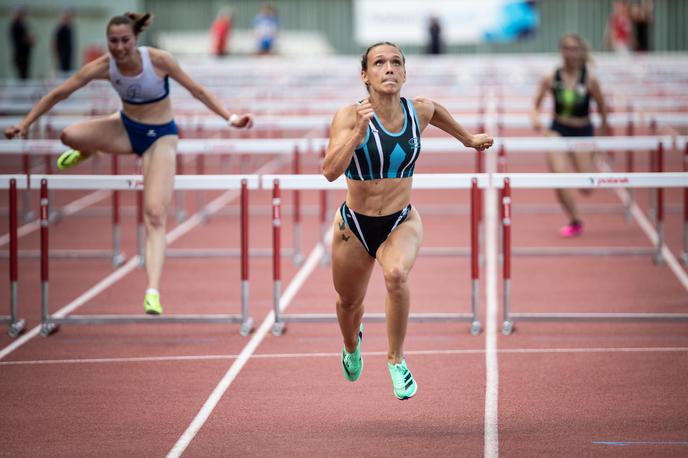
[345,97,421,181]
[552,66,590,118]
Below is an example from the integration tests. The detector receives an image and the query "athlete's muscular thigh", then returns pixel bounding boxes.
[376,207,423,273]
[544,130,568,173]
[61,113,132,155]
[331,210,375,302]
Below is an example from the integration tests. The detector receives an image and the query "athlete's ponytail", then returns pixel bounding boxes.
[107,12,154,37]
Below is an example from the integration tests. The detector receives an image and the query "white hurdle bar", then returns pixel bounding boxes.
[0,135,679,157]
[0,176,27,337]
[496,172,688,335]
[28,174,259,336]
[261,173,489,337]
[5,111,688,135]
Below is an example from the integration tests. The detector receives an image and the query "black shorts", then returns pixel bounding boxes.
[339,202,412,258]
[550,119,594,137]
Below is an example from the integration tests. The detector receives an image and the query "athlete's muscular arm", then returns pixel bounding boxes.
[413,97,493,151]
[531,74,552,132]
[4,55,108,139]
[323,99,374,182]
[152,48,253,128]
[588,75,610,135]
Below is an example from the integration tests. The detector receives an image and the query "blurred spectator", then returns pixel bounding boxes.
[252,3,278,55]
[604,1,632,54]
[210,7,233,56]
[630,0,653,52]
[54,8,75,73]
[426,16,443,55]
[9,6,34,79]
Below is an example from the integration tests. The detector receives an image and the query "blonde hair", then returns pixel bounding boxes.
[559,33,592,64]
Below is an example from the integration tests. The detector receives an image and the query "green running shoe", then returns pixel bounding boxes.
[144,292,163,315]
[57,149,88,170]
[387,359,417,400]
[341,323,363,382]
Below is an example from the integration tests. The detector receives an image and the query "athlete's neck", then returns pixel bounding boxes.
[116,49,143,76]
[369,94,402,122]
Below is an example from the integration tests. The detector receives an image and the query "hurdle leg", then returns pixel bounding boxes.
[682,143,688,265]
[111,155,125,267]
[239,179,253,336]
[21,154,34,223]
[8,179,26,337]
[470,178,481,335]
[501,178,514,335]
[39,180,58,336]
[136,190,145,267]
[653,143,665,265]
[271,181,285,336]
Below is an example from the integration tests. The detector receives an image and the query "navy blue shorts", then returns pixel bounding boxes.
[550,119,594,137]
[120,111,179,156]
[339,202,412,258]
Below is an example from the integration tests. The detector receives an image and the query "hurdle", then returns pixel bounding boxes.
[263,173,487,337]
[1,176,27,337]
[493,135,678,258]
[498,172,688,335]
[0,138,307,265]
[29,174,258,336]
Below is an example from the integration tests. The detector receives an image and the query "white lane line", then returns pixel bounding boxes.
[3,346,688,366]
[597,158,688,291]
[0,189,111,247]
[166,242,324,458]
[0,256,140,361]
[619,190,688,291]
[484,90,499,458]
[0,157,287,361]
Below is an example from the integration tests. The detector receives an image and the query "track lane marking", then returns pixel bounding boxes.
[596,156,688,291]
[484,89,499,458]
[166,242,324,458]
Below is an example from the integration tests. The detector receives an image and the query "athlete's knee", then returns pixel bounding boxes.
[59,128,79,148]
[337,295,363,312]
[384,265,409,292]
[144,202,168,228]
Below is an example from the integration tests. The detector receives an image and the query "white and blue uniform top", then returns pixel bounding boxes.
[346,97,422,180]
[109,46,169,105]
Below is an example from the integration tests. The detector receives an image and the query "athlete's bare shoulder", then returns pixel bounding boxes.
[331,102,359,130]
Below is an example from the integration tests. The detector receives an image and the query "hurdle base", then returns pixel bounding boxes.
[43,314,252,329]
[165,248,296,258]
[272,321,286,336]
[275,312,479,330]
[240,317,254,337]
[503,312,688,335]
[511,246,655,257]
[41,322,60,337]
[1,317,26,338]
[470,320,481,336]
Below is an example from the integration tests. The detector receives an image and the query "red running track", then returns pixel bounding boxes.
[0,143,687,457]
